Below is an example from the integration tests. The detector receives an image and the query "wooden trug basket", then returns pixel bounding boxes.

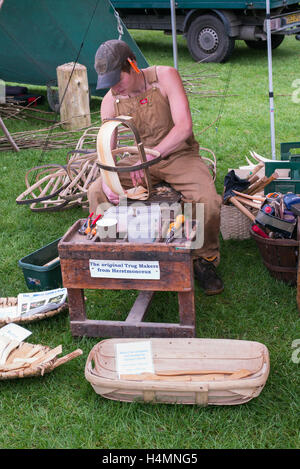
[85,338,270,406]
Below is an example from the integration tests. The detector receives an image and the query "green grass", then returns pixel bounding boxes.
[0,32,300,450]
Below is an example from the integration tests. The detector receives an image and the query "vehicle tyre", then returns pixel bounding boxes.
[186,15,235,63]
[245,35,285,50]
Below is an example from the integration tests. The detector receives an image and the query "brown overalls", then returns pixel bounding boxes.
[88,66,222,263]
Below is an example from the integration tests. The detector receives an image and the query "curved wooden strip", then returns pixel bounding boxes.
[97,116,161,200]
[96,147,161,173]
[97,119,127,196]
[16,164,69,205]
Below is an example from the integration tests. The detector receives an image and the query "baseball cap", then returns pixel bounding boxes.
[94,39,134,90]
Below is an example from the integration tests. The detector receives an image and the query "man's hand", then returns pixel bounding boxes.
[102,180,119,205]
[130,153,156,187]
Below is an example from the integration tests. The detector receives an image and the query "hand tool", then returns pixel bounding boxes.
[78,212,94,235]
[87,227,97,240]
[86,214,103,240]
[90,214,102,227]
[255,210,296,238]
[234,195,262,210]
[166,214,185,244]
[84,218,93,235]
[283,193,300,216]
[223,171,255,221]
[229,197,256,221]
[283,210,296,223]
[251,224,269,238]
[232,190,265,202]
[266,192,280,201]
[262,204,274,215]
[83,214,102,237]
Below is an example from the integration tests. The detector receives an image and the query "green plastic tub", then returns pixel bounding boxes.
[18,238,62,291]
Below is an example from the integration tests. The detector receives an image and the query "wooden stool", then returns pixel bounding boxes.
[58,219,196,338]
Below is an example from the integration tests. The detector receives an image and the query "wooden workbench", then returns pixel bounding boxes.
[58,219,196,338]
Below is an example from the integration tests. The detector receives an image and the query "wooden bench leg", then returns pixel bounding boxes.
[178,290,196,334]
[68,288,196,338]
[67,288,86,321]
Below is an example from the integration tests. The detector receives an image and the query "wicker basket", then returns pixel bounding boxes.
[85,338,270,406]
[220,204,256,240]
[250,229,298,285]
[0,297,67,327]
[0,341,82,380]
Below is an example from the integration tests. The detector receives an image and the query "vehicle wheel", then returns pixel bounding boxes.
[245,35,285,50]
[186,15,235,63]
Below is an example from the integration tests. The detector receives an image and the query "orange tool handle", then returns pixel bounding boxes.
[167,214,185,234]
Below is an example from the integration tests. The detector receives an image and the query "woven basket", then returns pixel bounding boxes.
[0,297,67,327]
[85,338,270,406]
[0,341,82,380]
[220,204,256,240]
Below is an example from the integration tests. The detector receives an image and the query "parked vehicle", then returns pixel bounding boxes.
[111,1,300,62]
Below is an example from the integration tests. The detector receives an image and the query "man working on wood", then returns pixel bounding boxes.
[88,39,223,295]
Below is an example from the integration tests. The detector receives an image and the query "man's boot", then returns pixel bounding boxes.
[194,257,224,295]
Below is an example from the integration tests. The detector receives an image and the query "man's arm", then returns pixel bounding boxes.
[99,91,119,154]
[130,67,193,185]
[99,92,120,204]
[100,91,116,121]
[151,66,193,159]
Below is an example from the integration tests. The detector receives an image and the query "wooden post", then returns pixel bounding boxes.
[56,62,91,131]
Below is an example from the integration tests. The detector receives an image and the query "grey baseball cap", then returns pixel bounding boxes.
[94,39,134,90]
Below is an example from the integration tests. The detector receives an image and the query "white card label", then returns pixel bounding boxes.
[89,259,160,279]
[115,341,154,378]
[0,323,32,343]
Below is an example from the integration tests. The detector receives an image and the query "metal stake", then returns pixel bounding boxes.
[170,0,178,69]
[266,0,276,160]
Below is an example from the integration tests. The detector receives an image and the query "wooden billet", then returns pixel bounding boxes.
[248,174,259,185]
[246,162,264,180]
[247,176,268,195]
[259,171,279,190]
[248,172,279,195]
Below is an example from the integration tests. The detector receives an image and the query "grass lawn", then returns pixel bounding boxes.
[0,30,299,450]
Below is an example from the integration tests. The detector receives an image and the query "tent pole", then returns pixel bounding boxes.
[266,0,276,160]
[170,0,178,69]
